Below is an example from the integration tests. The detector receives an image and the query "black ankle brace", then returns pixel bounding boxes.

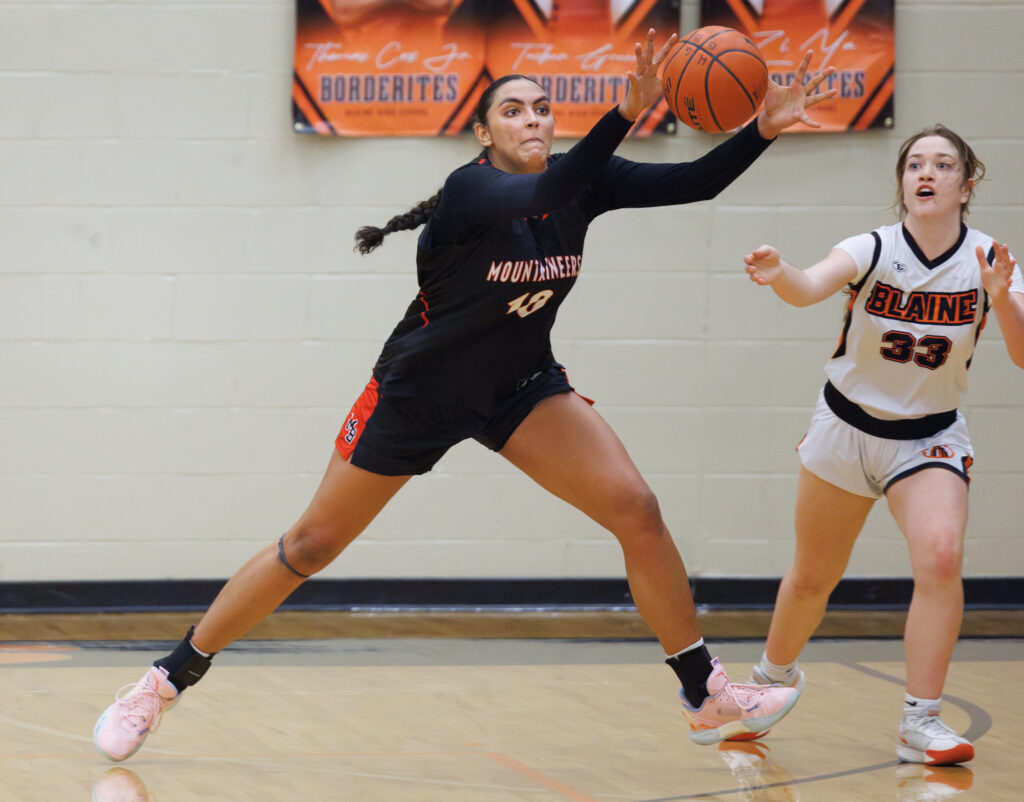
[154,626,215,692]
[666,643,713,708]
[277,533,311,578]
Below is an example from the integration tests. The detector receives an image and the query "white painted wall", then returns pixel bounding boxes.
[1,0,1021,582]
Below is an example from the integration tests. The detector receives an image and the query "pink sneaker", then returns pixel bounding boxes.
[680,657,800,745]
[93,666,179,762]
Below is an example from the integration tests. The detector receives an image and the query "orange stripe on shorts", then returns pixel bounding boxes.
[335,376,380,460]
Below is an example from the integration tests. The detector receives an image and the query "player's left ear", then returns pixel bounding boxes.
[474,122,492,148]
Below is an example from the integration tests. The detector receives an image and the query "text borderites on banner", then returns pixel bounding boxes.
[292,0,682,138]
[700,0,895,132]
[293,0,487,137]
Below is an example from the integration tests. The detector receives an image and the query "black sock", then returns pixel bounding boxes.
[153,626,216,693]
[666,644,713,708]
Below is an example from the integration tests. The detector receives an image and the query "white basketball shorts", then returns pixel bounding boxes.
[796,388,973,499]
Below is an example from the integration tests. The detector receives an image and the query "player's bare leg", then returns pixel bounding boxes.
[192,451,410,653]
[887,467,972,765]
[501,392,801,743]
[887,468,968,698]
[95,450,409,761]
[500,392,699,651]
[763,468,873,666]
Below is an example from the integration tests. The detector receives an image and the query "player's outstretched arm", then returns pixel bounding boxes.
[978,242,1024,368]
[757,51,837,139]
[745,245,856,307]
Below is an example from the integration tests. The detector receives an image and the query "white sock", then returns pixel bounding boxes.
[759,651,799,682]
[666,637,705,660]
[903,693,940,717]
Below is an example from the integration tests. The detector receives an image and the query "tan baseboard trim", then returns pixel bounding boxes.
[1,609,1020,642]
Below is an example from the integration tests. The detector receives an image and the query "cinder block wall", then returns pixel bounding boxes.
[1,0,1021,582]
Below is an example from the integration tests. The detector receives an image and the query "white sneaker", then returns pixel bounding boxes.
[897,712,974,765]
[750,662,806,693]
[94,666,179,762]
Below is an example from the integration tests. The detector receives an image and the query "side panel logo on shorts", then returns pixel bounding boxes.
[344,417,359,444]
[922,445,954,459]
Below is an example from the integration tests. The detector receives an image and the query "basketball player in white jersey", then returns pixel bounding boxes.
[743,124,1024,765]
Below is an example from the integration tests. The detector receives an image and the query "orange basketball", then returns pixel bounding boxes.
[661,26,768,133]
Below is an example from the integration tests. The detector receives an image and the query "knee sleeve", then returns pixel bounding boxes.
[277,533,312,578]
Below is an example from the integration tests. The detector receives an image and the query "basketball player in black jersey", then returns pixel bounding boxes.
[94,32,836,761]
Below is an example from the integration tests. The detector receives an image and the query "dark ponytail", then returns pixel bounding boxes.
[354,190,442,254]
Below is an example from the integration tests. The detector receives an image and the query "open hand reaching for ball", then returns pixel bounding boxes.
[757,51,837,139]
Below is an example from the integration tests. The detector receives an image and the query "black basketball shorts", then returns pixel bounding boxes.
[334,362,588,476]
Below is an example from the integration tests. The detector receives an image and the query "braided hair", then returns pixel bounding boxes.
[353,74,543,255]
[354,190,441,254]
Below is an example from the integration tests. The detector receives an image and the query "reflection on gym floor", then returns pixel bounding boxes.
[0,637,1015,800]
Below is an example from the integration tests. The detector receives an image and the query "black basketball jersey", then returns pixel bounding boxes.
[371,107,773,415]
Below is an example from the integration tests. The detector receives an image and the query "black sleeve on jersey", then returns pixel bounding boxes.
[849,230,882,293]
[430,105,634,237]
[581,117,774,216]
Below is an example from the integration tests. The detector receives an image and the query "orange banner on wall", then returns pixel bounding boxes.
[293,0,681,137]
[701,0,895,132]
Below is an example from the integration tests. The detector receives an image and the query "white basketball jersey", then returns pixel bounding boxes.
[825,222,1023,419]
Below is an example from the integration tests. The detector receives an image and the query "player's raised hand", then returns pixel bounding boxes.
[977,242,1017,303]
[758,51,837,138]
[745,244,784,285]
[619,29,679,122]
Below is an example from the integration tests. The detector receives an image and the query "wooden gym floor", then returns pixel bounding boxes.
[0,611,1020,801]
